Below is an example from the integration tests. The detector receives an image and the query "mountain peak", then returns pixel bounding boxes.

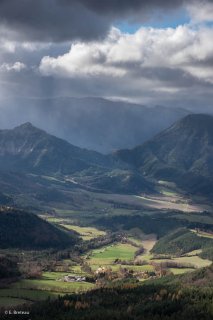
[21,122,33,127]
[13,122,47,136]
[0,121,116,175]
[14,122,37,130]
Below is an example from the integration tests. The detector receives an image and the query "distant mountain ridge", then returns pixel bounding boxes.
[1,97,190,153]
[116,114,213,196]
[0,122,120,175]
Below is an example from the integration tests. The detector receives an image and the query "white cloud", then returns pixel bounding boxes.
[0,62,26,72]
[39,28,126,78]
[39,24,213,83]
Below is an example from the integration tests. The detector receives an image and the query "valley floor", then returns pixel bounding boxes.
[0,180,213,315]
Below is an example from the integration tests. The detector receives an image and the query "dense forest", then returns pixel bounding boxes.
[152,229,213,256]
[0,208,79,249]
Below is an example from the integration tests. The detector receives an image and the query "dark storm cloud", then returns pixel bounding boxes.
[0,0,188,42]
[80,0,186,14]
[0,0,108,42]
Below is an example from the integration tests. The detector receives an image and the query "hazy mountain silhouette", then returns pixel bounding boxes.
[1,97,189,153]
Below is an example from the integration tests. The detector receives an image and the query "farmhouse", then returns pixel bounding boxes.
[64,275,86,282]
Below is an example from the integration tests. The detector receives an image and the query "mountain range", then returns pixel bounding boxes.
[0,113,212,198]
[1,97,189,153]
[0,122,152,194]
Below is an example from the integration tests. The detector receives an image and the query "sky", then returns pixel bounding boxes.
[1,0,213,111]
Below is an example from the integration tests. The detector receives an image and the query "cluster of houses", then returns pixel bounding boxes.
[59,264,169,284]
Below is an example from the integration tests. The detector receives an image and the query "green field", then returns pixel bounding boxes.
[0,297,28,308]
[42,272,72,280]
[152,255,212,269]
[173,256,212,268]
[81,230,211,276]
[88,243,137,266]
[0,288,61,302]
[60,224,106,240]
[169,268,195,275]
[12,278,94,293]
[0,270,95,308]
[86,241,155,273]
[43,214,107,241]
[69,265,88,275]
